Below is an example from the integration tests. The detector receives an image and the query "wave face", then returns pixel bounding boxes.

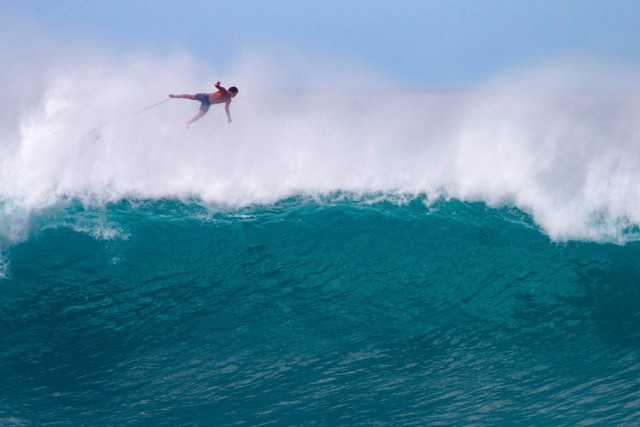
[2,198,640,425]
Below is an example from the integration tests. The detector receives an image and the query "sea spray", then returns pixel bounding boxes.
[2,55,640,242]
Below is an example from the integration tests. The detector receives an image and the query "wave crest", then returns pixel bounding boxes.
[2,56,640,242]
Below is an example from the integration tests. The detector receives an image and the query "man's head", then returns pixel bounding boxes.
[229,86,239,97]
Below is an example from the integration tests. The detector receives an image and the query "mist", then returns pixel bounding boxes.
[2,41,640,243]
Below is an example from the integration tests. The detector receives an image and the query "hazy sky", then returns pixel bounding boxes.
[3,0,640,87]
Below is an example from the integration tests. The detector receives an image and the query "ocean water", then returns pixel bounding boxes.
[2,197,640,425]
[2,59,640,425]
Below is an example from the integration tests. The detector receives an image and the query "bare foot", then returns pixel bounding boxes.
[169,94,177,98]
[185,121,191,129]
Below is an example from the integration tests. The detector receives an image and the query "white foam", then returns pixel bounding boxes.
[2,51,640,243]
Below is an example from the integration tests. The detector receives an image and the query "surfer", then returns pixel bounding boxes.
[169,81,238,128]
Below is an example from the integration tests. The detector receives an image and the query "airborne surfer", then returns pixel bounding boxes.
[169,81,238,128]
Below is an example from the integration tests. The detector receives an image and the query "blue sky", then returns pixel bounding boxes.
[3,0,640,88]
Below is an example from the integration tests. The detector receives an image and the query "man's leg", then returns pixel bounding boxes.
[169,94,197,100]
[186,110,206,128]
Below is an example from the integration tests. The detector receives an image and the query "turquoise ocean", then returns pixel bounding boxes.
[2,62,640,425]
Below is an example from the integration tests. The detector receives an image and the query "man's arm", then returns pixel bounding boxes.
[215,81,227,93]
[225,100,232,124]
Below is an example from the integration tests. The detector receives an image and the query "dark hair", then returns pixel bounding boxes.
[229,86,239,94]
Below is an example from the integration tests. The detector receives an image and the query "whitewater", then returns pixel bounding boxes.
[2,55,640,243]
[2,53,640,425]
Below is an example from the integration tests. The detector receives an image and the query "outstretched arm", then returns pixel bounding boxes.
[225,101,232,124]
